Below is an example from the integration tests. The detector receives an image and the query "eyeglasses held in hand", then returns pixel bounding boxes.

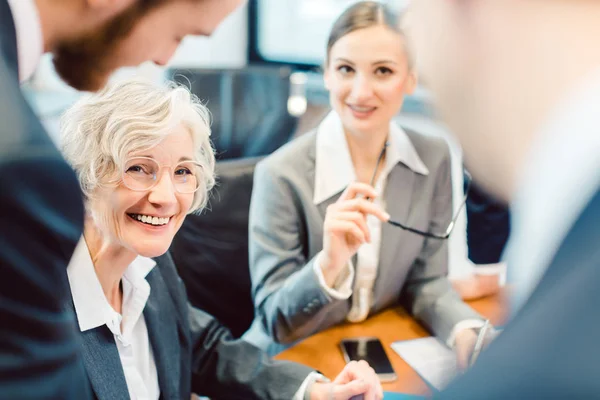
[370,143,471,240]
[120,156,203,194]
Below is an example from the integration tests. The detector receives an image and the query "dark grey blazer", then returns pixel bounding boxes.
[439,188,600,398]
[76,252,312,400]
[0,1,89,398]
[245,128,481,353]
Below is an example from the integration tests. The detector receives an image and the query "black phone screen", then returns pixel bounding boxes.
[340,338,395,375]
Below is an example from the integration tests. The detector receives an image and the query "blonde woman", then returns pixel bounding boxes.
[246,1,489,369]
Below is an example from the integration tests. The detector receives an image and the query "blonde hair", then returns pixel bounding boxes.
[60,78,215,214]
[326,1,413,69]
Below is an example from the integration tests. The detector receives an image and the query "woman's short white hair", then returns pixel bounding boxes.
[60,78,215,214]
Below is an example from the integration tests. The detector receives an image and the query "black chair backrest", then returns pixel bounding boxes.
[168,66,298,160]
[465,173,511,264]
[170,157,261,337]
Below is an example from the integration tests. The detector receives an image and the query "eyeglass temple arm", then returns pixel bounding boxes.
[387,219,451,239]
[387,171,472,240]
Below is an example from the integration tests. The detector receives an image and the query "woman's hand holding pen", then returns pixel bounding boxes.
[455,321,497,371]
[320,182,390,287]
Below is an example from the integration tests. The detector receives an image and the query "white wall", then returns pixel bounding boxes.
[169,3,248,69]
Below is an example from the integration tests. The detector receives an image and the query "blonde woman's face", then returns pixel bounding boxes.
[324,24,416,137]
[91,124,196,258]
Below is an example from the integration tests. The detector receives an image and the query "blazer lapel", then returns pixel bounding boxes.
[376,165,419,287]
[80,327,130,400]
[144,268,181,400]
[316,194,338,222]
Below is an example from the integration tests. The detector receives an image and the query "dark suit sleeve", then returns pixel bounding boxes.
[0,153,90,399]
[187,304,314,399]
[156,251,313,399]
[437,190,600,399]
[400,141,482,343]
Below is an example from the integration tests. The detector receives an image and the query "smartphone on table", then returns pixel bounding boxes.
[339,337,397,382]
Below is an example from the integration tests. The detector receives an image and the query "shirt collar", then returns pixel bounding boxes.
[67,237,157,332]
[505,68,600,312]
[6,0,43,82]
[313,111,429,205]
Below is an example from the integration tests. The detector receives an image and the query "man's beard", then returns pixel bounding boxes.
[53,37,117,92]
[52,0,163,92]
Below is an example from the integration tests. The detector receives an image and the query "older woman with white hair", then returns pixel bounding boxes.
[60,79,382,400]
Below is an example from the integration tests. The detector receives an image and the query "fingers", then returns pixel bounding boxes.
[336,199,390,222]
[362,362,383,400]
[333,380,368,399]
[483,328,499,349]
[455,344,472,371]
[454,329,478,371]
[326,220,367,244]
[334,361,383,400]
[339,182,379,202]
[329,211,371,243]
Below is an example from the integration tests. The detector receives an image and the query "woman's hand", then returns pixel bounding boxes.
[451,270,502,301]
[310,360,384,400]
[320,182,390,287]
[454,327,497,371]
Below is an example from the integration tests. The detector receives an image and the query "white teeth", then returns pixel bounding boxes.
[133,214,170,226]
[350,105,375,112]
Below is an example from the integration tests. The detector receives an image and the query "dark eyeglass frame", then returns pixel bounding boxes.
[370,143,471,240]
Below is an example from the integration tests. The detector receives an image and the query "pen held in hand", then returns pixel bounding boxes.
[468,319,490,368]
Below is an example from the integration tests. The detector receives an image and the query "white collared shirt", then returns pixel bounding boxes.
[67,238,160,400]
[6,0,43,82]
[312,111,428,322]
[504,69,600,313]
[311,112,482,345]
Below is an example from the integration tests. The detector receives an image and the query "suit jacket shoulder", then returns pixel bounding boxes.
[402,127,452,174]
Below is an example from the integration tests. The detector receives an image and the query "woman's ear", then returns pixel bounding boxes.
[404,70,418,95]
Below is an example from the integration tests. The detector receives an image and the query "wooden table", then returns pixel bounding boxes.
[275,291,508,395]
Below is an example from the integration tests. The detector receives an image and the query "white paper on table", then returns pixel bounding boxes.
[391,337,459,390]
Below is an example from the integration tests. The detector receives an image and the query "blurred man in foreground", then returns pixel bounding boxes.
[0,0,243,398]
[407,0,600,397]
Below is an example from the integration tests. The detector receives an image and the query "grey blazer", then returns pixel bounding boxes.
[244,128,481,354]
[74,252,312,400]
